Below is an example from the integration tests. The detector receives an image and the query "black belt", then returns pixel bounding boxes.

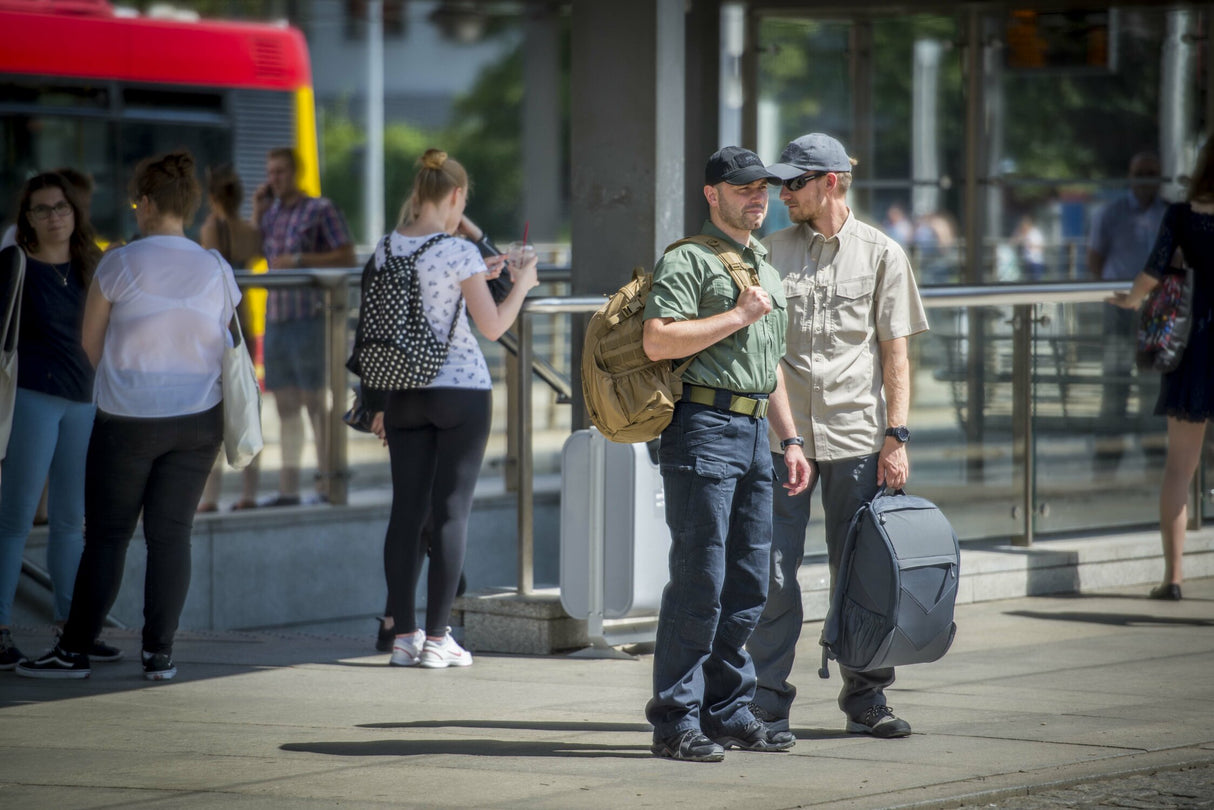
[683,384,770,419]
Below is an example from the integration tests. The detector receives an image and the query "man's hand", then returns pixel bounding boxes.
[877,438,909,490]
[734,285,773,325]
[782,445,812,496]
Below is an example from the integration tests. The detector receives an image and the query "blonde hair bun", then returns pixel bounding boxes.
[420,149,448,171]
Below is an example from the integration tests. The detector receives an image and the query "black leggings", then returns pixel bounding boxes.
[383,387,491,637]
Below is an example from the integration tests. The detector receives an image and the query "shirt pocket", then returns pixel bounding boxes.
[831,274,876,346]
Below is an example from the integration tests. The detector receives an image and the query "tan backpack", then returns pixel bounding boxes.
[580,234,759,443]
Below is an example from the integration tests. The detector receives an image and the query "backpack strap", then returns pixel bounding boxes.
[665,233,760,292]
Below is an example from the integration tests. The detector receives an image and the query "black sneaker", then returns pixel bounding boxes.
[847,705,912,738]
[15,644,91,679]
[714,719,796,752]
[52,629,124,663]
[748,701,790,734]
[142,651,176,681]
[87,639,125,663]
[0,629,26,670]
[651,729,725,762]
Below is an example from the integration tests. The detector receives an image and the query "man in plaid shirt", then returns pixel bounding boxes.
[252,147,355,506]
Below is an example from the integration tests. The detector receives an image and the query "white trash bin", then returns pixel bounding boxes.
[560,428,672,626]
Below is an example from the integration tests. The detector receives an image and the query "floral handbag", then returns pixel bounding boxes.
[1136,247,1193,374]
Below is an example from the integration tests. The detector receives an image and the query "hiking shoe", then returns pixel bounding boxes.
[1148,583,1182,601]
[142,651,176,681]
[651,729,725,762]
[15,645,90,679]
[713,719,796,752]
[0,629,26,670]
[847,705,912,738]
[418,631,472,669]
[389,629,425,667]
[748,701,790,734]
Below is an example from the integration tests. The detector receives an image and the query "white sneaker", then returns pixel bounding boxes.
[419,631,472,669]
[389,629,425,667]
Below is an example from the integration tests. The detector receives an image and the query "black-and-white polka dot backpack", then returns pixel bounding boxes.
[347,233,461,390]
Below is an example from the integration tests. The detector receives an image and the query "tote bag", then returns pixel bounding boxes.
[212,251,263,469]
[0,246,25,460]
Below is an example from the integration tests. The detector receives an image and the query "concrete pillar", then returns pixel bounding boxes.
[684,0,723,231]
[523,3,563,243]
[569,0,686,426]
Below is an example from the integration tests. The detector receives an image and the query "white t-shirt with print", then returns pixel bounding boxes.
[376,231,493,391]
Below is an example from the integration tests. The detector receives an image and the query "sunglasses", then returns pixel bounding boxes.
[783,172,827,192]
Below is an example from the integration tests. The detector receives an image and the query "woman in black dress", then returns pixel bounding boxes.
[1110,138,1214,601]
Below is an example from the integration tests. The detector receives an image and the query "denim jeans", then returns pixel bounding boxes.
[749,452,895,721]
[645,401,773,739]
[61,404,222,656]
[0,387,95,624]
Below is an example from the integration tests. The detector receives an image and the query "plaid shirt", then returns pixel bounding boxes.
[260,195,352,322]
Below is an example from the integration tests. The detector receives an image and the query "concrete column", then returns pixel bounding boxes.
[569,0,686,425]
[684,0,723,232]
[523,3,563,243]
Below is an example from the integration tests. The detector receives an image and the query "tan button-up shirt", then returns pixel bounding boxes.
[763,212,929,461]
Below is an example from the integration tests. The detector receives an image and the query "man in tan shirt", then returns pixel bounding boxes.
[749,133,929,738]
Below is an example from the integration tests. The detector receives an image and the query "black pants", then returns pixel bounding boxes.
[62,404,222,656]
[384,388,490,637]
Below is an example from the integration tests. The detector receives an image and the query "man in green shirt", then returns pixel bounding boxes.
[642,147,810,762]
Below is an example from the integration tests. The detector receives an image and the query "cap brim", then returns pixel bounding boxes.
[716,165,778,185]
[765,162,809,180]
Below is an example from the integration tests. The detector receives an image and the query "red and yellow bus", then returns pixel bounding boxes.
[0,0,320,242]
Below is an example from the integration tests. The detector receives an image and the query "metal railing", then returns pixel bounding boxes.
[510,281,1202,595]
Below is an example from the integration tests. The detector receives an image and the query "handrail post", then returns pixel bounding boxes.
[323,273,350,506]
[1011,303,1034,546]
[516,309,535,595]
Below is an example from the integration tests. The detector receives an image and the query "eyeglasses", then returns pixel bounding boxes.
[29,201,73,221]
[783,172,827,192]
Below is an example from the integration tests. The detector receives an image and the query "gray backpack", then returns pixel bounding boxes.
[819,489,960,678]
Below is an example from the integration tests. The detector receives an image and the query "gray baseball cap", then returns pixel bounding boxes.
[766,133,854,180]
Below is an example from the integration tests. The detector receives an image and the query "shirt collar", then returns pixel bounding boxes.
[701,220,767,258]
[800,208,857,244]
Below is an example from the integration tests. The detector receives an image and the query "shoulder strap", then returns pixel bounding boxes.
[0,246,25,354]
[665,233,759,292]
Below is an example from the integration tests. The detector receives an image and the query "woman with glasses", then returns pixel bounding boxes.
[17,150,238,680]
[0,172,110,671]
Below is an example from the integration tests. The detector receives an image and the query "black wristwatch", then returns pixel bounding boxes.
[885,426,910,443]
[779,436,805,451]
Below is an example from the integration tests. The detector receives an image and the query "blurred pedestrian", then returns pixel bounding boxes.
[0,171,114,670]
[17,150,238,680]
[198,164,263,512]
[252,147,354,507]
[1090,152,1169,474]
[359,149,535,670]
[1107,138,1214,601]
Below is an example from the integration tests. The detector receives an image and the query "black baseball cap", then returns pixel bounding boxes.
[705,146,780,185]
[766,133,855,180]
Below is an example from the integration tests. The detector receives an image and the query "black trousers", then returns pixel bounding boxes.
[62,404,222,656]
[383,388,491,637]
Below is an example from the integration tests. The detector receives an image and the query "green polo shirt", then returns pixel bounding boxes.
[644,221,787,394]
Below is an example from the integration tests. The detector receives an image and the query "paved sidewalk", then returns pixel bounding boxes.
[2,579,1212,809]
